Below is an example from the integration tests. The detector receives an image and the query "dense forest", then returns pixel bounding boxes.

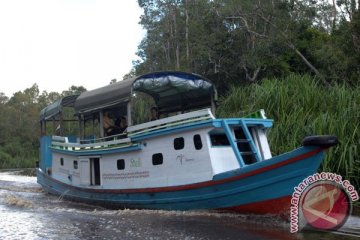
[0,0,359,187]
[132,0,360,89]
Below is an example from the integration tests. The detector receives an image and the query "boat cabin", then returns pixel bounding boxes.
[39,71,273,190]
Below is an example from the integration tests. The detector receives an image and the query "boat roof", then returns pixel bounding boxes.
[39,94,79,121]
[74,71,216,115]
[133,71,215,113]
[74,76,136,114]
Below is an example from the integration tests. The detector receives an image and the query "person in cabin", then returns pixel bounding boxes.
[115,116,128,134]
[119,116,128,133]
[103,111,116,136]
[149,106,159,121]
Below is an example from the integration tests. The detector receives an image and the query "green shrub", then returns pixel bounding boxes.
[217,74,360,189]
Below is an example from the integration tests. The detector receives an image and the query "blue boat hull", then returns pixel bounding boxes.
[37,146,325,215]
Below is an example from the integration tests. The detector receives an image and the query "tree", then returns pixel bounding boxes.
[0,92,8,104]
[134,0,359,86]
[61,85,87,96]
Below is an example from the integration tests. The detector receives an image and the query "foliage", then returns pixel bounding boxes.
[131,92,156,125]
[0,0,358,193]
[135,0,360,88]
[0,85,86,169]
[217,74,360,188]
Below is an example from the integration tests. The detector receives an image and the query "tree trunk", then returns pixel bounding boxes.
[242,65,261,82]
[185,0,190,69]
[332,0,337,31]
[257,14,330,86]
[173,9,180,70]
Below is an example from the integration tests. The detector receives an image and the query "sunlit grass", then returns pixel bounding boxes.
[217,74,360,189]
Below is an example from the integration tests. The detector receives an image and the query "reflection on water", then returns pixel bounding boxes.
[0,170,359,240]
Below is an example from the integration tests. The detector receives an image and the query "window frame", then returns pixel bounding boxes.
[209,133,231,147]
[152,153,163,165]
[73,160,78,169]
[193,134,203,150]
[117,159,125,170]
[174,137,185,150]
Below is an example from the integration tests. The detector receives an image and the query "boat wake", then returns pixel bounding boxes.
[0,170,41,193]
[0,171,289,228]
[99,208,288,228]
[0,170,359,240]
[0,184,42,193]
[4,194,34,208]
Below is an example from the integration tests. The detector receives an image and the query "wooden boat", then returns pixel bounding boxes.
[37,71,338,215]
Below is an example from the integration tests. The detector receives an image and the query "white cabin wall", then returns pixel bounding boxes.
[208,147,240,175]
[100,128,214,189]
[206,136,240,175]
[252,128,272,160]
[51,152,81,186]
[50,126,268,190]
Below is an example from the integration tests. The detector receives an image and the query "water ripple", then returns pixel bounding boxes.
[0,170,359,240]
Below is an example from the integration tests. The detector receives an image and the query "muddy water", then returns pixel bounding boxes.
[0,170,359,240]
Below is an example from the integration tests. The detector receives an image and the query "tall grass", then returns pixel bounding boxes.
[217,74,360,189]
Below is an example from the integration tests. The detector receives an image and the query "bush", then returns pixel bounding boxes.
[0,149,12,169]
[217,74,360,189]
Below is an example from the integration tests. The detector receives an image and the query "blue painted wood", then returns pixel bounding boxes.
[221,120,245,167]
[240,119,261,162]
[40,136,52,171]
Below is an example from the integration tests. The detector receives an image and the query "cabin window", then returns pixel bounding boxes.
[60,158,64,166]
[210,134,230,146]
[174,137,184,150]
[117,159,125,170]
[152,153,163,165]
[193,134,203,150]
[73,160,78,169]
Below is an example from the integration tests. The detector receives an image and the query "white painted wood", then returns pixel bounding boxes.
[250,127,272,160]
[127,108,214,134]
[257,128,272,160]
[127,101,132,126]
[206,131,240,175]
[52,135,68,143]
[79,158,90,185]
[98,128,214,189]
[52,137,132,149]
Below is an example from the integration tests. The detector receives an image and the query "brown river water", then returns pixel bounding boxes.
[0,170,359,240]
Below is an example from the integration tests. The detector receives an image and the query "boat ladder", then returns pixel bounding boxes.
[222,120,261,167]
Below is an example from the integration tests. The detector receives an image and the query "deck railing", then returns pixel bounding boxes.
[51,108,215,151]
[127,108,215,137]
[51,134,132,151]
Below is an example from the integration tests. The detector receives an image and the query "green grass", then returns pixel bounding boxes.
[217,74,360,189]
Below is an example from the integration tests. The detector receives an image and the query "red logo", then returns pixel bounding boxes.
[300,181,351,230]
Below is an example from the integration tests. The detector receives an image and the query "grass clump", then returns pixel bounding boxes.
[217,74,360,189]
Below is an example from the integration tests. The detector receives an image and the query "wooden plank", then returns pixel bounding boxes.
[128,108,214,133]
[52,138,132,148]
[128,116,212,137]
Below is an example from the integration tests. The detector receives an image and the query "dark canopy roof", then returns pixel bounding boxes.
[71,71,215,115]
[74,76,136,114]
[40,94,79,121]
[133,71,215,113]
